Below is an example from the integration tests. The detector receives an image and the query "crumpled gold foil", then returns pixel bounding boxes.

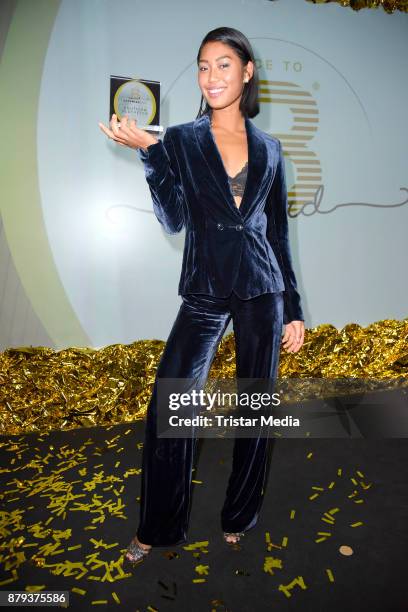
[305,0,408,13]
[0,319,407,436]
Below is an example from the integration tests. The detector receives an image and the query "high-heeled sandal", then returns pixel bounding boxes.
[223,531,245,545]
[124,536,152,563]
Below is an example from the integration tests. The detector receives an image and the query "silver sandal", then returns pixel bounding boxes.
[124,536,151,563]
[223,531,245,545]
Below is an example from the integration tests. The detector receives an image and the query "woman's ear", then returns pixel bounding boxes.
[245,60,254,82]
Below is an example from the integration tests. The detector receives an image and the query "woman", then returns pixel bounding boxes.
[99,26,305,563]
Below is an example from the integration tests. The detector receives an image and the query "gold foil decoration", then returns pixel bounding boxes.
[305,0,408,13]
[0,318,407,436]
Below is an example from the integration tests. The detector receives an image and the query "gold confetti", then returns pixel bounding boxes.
[163,551,180,560]
[183,541,209,551]
[264,556,283,575]
[278,576,307,597]
[265,533,283,551]
[339,545,354,556]
[0,332,385,605]
[211,599,227,610]
[326,568,335,582]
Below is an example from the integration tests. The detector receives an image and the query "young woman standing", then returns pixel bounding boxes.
[99,26,305,563]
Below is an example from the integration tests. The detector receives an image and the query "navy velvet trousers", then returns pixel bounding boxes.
[137,289,284,546]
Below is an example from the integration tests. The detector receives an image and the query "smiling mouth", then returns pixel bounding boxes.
[207,88,226,97]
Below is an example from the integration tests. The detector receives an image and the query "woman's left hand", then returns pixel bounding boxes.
[281,320,305,353]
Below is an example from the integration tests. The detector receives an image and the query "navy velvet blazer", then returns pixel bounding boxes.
[137,112,304,324]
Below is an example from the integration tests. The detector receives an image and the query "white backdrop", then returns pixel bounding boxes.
[37,0,408,345]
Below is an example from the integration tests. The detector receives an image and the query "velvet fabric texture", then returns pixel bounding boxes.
[137,112,304,324]
[137,290,284,546]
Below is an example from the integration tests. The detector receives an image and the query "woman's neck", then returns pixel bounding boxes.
[210,109,246,133]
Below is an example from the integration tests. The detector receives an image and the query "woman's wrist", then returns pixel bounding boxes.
[140,134,160,151]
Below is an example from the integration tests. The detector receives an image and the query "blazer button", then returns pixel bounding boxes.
[217,223,224,231]
[235,224,243,231]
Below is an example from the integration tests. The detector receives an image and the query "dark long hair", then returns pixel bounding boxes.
[195,27,260,120]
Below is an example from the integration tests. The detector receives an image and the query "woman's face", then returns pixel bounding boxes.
[197,41,253,113]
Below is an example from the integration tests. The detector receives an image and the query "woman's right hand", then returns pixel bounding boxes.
[98,114,159,151]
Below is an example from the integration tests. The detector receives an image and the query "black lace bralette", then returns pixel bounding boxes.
[227,161,248,198]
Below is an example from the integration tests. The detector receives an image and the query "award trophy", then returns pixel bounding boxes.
[109,75,163,133]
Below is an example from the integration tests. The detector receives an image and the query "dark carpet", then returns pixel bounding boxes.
[0,417,407,611]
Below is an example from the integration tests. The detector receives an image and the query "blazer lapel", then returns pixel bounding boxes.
[193,113,269,219]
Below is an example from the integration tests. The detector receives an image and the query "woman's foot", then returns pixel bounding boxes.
[125,535,152,563]
[223,531,245,545]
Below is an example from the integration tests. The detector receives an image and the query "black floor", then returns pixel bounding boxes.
[0,422,407,611]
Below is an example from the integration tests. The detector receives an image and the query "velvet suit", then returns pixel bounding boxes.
[135,112,305,546]
[137,112,303,325]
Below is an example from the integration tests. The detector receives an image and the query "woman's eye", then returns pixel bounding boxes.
[198,64,229,71]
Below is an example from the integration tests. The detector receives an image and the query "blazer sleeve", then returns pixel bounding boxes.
[265,139,305,324]
[136,128,185,234]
